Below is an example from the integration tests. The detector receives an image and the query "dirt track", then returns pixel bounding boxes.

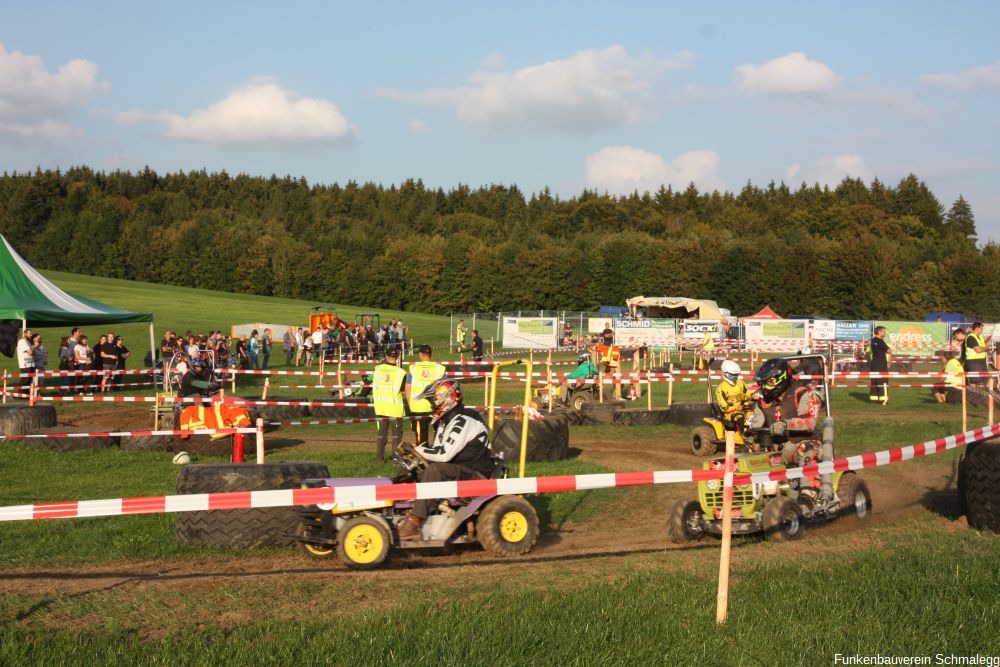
[0,418,969,608]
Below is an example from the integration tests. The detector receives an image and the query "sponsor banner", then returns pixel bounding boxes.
[744,319,809,351]
[588,317,616,334]
[880,321,949,351]
[812,320,873,341]
[502,317,558,349]
[613,318,677,347]
[682,320,721,338]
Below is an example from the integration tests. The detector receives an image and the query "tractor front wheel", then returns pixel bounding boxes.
[477,496,539,557]
[297,520,335,561]
[837,474,873,522]
[668,499,707,544]
[337,516,391,570]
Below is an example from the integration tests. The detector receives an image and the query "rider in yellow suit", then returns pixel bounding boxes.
[715,360,752,432]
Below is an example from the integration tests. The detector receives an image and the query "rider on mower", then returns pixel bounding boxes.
[180,356,220,399]
[715,360,753,433]
[751,358,824,464]
[566,350,599,384]
[397,379,498,539]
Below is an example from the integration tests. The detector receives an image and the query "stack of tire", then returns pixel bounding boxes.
[175,461,331,547]
[0,405,118,452]
[959,441,1000,533]
[491,414,570,462]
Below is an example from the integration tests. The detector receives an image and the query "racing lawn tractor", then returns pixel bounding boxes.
[534,380,599,411]
[293,360,541,569]
[689,366,762,457]
[670,354,872,543]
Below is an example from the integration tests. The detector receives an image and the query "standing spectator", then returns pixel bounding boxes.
[235,337,250,370]
[159,330,176,360]
[185,335,199,359]
[471,329,484,361]
[16,327,33,388]
[372,348,407,462]
[405,344,446,446]
[294,327,305,366]
[115,335,130,373]
[302,334,313,367]
[283,326,294,366]
[396,320,407,352]
[951,329,967,360]
[262,328,273,370]
[216,335,230,370]
[31,333,47,372]
[66,328,81,390]
[99,334,118,392]
[248,330,260,370]
[868,326,891,405]
[455,319,467,352]
[964,322,991,386]
[311,327,323,363]
[74,335,91,394]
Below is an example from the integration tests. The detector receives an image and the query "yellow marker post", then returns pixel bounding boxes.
[716,429,736,624]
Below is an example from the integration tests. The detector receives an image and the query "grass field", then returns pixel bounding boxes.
[2,271,1000,665]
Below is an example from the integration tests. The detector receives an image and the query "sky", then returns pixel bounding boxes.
[1,1,999,237]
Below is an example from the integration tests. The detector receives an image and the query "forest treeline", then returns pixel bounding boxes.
[0,166,995,320]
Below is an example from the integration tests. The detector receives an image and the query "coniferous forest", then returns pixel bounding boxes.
[0,167,993,319]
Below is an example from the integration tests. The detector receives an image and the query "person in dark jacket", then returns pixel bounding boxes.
[397,379,497,539]
[868,326,891,405]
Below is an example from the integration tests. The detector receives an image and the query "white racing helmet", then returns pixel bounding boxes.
[720,360,741,385]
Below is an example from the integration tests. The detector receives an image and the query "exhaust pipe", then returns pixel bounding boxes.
[821,416,835,501]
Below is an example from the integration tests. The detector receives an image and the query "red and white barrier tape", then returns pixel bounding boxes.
[2,424,995,522]
[0,427,258,441]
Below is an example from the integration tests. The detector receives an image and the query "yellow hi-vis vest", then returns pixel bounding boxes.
[945,358,965,388]
[703,331,715,352]
[407,361,446,413]
[373,363,407,417]
[966,333,987,360]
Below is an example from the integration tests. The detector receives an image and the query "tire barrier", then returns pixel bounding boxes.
[962,441,1000,533]
[21,426,120,451]
[578,399,627,425]
[490,414,570,462]
[666,402,715,427]
[238,395,310,421]
[308,397,375,420]
[174,461,331,548]
[0,405,57,436]
[613,408,673,426]
[5,425,997,523]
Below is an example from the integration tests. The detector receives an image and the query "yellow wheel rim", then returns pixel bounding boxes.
[304,542,334,557]
[499,511,528,542]
[343,524,385,564]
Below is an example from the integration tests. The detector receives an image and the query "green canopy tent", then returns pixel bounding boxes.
[0,235,155,366]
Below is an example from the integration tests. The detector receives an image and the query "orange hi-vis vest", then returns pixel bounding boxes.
[180,403,251,440]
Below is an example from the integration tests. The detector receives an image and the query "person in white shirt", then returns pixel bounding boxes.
[294,327,304,366]
[311,328,323,363]
[16,327,34,387]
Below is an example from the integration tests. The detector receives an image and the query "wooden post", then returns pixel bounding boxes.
[319,353,325,390]
[632,353,640,399]
[647,371,653,410]
[716,430,736,624]
[490,338,495,355]
[989,378,995,425]
[255,418,265,464]
[231,367,237,393]
[154,393,160,431]
[962,384,968,432]
[2,370,6,404]
[337,358,344,399]
[484,373,490,406]
[668,363,674,407]
[261,377,270,400]
[599,370,605,402]
[547,350,553,414]
[706,368,712,403]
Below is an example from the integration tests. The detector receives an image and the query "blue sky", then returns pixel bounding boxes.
[2,1,999,237]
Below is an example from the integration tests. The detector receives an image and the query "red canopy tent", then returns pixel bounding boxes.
[744,305,782,320]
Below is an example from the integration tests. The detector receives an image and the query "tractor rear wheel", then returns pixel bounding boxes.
[964,442,1000,533]
[762,498,805,542]
[836,473,872,522]
[297,519,336,561]
[667,499,707,544]
[690,426,718,456]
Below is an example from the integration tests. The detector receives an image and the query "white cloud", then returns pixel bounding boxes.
[409,120,430,134]
[785,154,871,186]
[479,52,506,69]
[0,42,108,141]
[735,51,840,95]
[118,81,356,145]
[378,46,694,131]
[920,60,1000,92]
[584,145,725,194]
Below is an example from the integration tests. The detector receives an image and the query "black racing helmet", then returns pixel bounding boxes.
[754,358,792,402]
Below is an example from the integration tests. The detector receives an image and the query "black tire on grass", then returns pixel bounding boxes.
[964,442,1000,533]
[666,402,715,427]
[120,433,179,452]
[175,461,331,547]
[578,399,626,425]
[690,426,718,457]
[613,408,672,426]
[0,405,57,436]
[239,395,310,421]
[491,414,570,463]
[22,426,119,451]
[762,498,805,542]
